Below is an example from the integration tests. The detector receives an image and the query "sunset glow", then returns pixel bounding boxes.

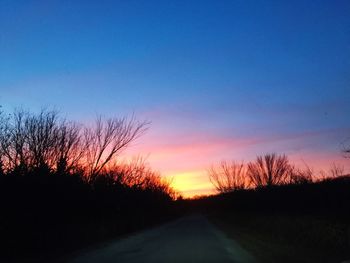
[124,124,350,197]
[1,1,349,197]
[1,2,350,262]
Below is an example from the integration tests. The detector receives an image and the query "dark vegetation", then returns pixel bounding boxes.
[1,107,349,262]
[196,153,350,262]
[0,109,177,262]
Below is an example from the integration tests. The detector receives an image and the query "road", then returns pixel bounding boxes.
[66,214,257,263]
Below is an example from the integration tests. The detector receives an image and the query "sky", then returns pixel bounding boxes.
[1,0,350,196]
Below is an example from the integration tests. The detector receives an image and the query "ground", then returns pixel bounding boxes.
[65,214,256,263]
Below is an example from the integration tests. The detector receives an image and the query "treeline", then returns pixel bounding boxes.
[200,154,350,262]
[183,154,350,221]
[209,153,347,192]
[202,176,350,215]
[202,153,350,215]
[0,109,176,261]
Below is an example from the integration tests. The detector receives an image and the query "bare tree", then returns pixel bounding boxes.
[0,109,60,173]
[104,157,177,199]
[24,110,59,171]
[108,156,151,187]
[83,116,149,181]
[247,153,292,187]
[0,108,7,175]
[289,162,314,184]
[0,109,149,179]
[329,162,344,178]
[54,121,84,174]
[208,160,247,193]
[0,109,8,172]
[318,169,328,181]
[0,109,30,173]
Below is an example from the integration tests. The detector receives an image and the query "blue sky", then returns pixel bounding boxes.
[1,0,349,195]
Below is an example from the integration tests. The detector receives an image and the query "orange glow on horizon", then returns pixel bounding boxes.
[122,126,350,198]
[167,170,215,198]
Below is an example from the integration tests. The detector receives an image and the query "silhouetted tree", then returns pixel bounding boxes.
[0,109,29,174]
[0,109,7,175]
[25,109,59,171]
[0,108,177,262]
[208,161,247,193]
[54,121,84,175]
[0,160,4,177]
[288,161,314,184]
[83,116,149,182]
[0,109,149,179]
[247,153,292,187]
[105,157,177,199]
[329,162,344,178]
[0,109,83,174]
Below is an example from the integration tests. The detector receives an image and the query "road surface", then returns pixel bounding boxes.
[66,214,256,263]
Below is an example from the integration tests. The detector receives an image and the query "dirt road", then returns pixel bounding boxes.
[66,214,256,263]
